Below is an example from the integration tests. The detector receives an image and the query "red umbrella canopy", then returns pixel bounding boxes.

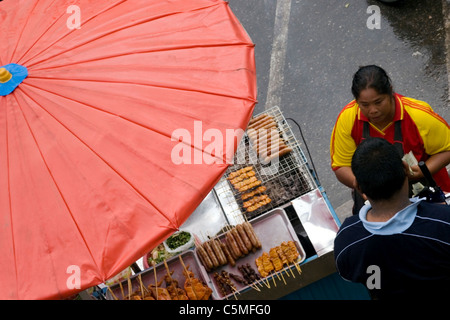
[0,0,256,299]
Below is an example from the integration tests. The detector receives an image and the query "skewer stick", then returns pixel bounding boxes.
[258,276,270,289]
[293,260,302,275]
[163,259,179,299]
[287,265,296,278]
[279,270,287,285]
[118,281,125,299]
[179,255,200,300]
[274,269,282,281]
[152,261,158,300]
[138,273,144,299]
[253,276,264,288]
[231,288,238,300]
[179,255,191,282]
[107,286,118,300]
[246,280,261,292]
[127,273,132,300]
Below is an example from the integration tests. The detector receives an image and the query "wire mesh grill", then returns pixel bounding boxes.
[214,106,317,223]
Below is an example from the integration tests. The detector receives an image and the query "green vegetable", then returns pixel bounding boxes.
[166,231,191,250]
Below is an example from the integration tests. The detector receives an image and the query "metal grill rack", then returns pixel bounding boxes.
[214,106,317,224]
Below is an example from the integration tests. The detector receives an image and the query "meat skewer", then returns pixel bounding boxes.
[179,256,212,300]
[248,114,268,126]
[211,239,227,266]
[243,221,262,249]
[236,223,254,252]
[230,227,249,255]
[227,166,253,180]
[163,259,189,300]
[276,244,295,278]
[226,229,242,259]
[203,241,220,268]
[220,241,236,267]
[241,186,267,200]
[196,240,213,271]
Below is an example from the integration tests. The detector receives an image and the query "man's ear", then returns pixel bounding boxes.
[354,180,368,201]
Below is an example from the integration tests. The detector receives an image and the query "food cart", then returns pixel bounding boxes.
[104,106,367,300]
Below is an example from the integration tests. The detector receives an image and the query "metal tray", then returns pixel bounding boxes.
[195,207,306,300]
[107,249,211,300]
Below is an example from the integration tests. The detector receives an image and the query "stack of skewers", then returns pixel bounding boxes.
[195,221,261,271]
[107,256,212,300]
[246,114,293,164]
[227,166,272,214]
[255,241,302,288]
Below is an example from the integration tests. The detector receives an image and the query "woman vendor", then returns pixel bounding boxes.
[330,65,450,214]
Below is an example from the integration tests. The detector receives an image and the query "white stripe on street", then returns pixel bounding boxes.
[265,0,292,110]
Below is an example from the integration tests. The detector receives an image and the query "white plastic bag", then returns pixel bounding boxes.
[163,230,195,254]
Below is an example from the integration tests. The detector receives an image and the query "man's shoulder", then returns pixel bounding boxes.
[339,214,361,229]
[334,215,366,251]
[416,201,450,221]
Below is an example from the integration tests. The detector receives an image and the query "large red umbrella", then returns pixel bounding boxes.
[0,0,256,299]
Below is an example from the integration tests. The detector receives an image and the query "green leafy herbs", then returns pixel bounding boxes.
[165,231,191,250]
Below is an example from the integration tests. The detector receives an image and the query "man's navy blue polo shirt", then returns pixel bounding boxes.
[334,198,450,299]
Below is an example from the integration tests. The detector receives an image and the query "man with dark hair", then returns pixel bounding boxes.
[334,137,450,299]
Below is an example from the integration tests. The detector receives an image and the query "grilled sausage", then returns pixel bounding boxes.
[248,114,268,126]
[203,241,220,268]
[226,231,242,259]
[231,227,249,255]
[263,147,292,164]
[248,123,278,141]
[236,223,253,252]
[211,239,227,266]
[196,244,213,271]
[220,242,236,267]
[243,222,262,249]
[248,116,275,130]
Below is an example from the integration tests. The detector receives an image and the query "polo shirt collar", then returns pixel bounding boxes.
[359,197,423,235]
[358,93,404,122]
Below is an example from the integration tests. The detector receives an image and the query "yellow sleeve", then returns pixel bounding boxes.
[403,97,450,155]
[330,102,358,170]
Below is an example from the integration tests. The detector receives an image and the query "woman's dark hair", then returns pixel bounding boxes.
[351,65,393,99]
[352,138,405,201]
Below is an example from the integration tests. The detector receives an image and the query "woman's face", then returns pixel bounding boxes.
[356,88,395,129]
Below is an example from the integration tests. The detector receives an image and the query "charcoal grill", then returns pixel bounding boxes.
[214,106,317,224]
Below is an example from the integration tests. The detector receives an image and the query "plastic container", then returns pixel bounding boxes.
[163,230,195,253]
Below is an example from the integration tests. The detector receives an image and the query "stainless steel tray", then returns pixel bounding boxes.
[195,208,306,300]
[107,249,211,300]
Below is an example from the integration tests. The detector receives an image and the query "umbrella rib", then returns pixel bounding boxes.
[18,83,179,228]
[4,95,20,298]
[25,1,227,69]
[8,0,41,64]
[27,74,257,104]
[15,0,66,65]
[11,88,103,274]
[30,41,255,72]
[22,80,246,165]
[21,0,127,68]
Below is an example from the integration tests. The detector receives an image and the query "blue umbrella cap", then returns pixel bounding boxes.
[0,63,28,96]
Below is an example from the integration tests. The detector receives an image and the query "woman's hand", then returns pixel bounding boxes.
[409,151,450,182]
